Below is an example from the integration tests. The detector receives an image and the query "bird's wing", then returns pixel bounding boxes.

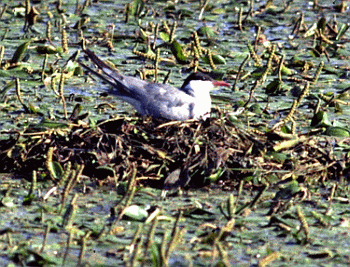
[82,49,191,101]
[80,49,196,120]
[80,49,150,99]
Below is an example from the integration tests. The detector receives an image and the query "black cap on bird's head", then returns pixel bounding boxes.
[181,72,230,95]
[181,72,213,88]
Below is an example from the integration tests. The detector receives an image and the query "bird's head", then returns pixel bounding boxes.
[181,73,230,96]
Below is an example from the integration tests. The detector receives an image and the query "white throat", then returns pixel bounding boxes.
[185,80,213,119]
[185,80,214,97]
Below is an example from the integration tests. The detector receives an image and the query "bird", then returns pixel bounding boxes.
[79,49,230,121]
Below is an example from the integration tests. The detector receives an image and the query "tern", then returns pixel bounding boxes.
[79,49,230,121]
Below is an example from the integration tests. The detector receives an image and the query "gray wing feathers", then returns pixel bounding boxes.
[81,49,196,120]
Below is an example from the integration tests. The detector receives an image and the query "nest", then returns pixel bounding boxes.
[0,114,348,190]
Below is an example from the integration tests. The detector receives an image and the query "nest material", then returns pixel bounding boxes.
[0,115,348,189]
[75,116,259,188]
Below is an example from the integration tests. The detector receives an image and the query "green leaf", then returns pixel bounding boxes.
[1,197,14,207]
[275,180,300,200]
[205,168,225,183]
[317,17,327,34]
[131,0,145,17]
[48,161,64,180]
[11,41,31,63]
[0,80,16,99]
[197,26,216,38]
[39,118,69,129]
[267,151,288,163]
[65,60,79,73]
[336,23,350,41]
[265,79,283,95]
[159,32,170,42]
[35,45,62,54]
[325,126,350,137]
[201,54,226,65]
[23,194,36,206]
[170,40,188,64]
[310,111,332,127]
[123,205,148,221]
[280,65,293,75]
[151,243,162,267]
[27,103,42,114]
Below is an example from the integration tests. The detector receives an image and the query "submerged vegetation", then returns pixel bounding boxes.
[1,0,350,266]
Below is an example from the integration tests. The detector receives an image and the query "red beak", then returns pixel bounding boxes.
[212,80,230,87]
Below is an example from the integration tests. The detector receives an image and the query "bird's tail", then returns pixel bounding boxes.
[83,49,115,73]
[78,49,127,91]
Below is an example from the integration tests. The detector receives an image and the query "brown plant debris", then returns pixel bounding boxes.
[0,115,349,190]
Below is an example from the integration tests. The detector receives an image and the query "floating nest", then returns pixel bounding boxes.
[0,112,349,190]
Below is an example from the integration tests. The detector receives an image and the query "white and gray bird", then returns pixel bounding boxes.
[79,49,230,121]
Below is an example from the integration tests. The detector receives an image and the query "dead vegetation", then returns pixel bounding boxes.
[1,110,348,192]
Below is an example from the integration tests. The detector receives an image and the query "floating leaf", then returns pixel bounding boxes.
[170,40,188,64]
[35,45,62,54]
[303,23,317,38]
[325,126,350,137]
[280,65,293,75]
[275,180,301,200]
[27,103,42,114]
[317,17,327,34]
[40,121,69,129]
[23,194,35,206]
[1,196,14,207]
[11,41,31,63]
[307,249,333,259]
[11,248,57,266]
[310,111,332,127]
[212,8,226,14]
[159,32,170,42]
[197,26,216,38]
[65,60,79,73]
[0,80,16,99]
[205,168,225,183]
[131,0,145,17]
[249,103,262,114]
[265,79,283,95]
[267,151,289,163]
[0,69,13,77]
[48,161,64,180]
[122,205,148,221]
[336,23,350,41]
[201,54,226,65]
[25,119,69,133]
[178,8,194,18]
[183,207,216,220]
